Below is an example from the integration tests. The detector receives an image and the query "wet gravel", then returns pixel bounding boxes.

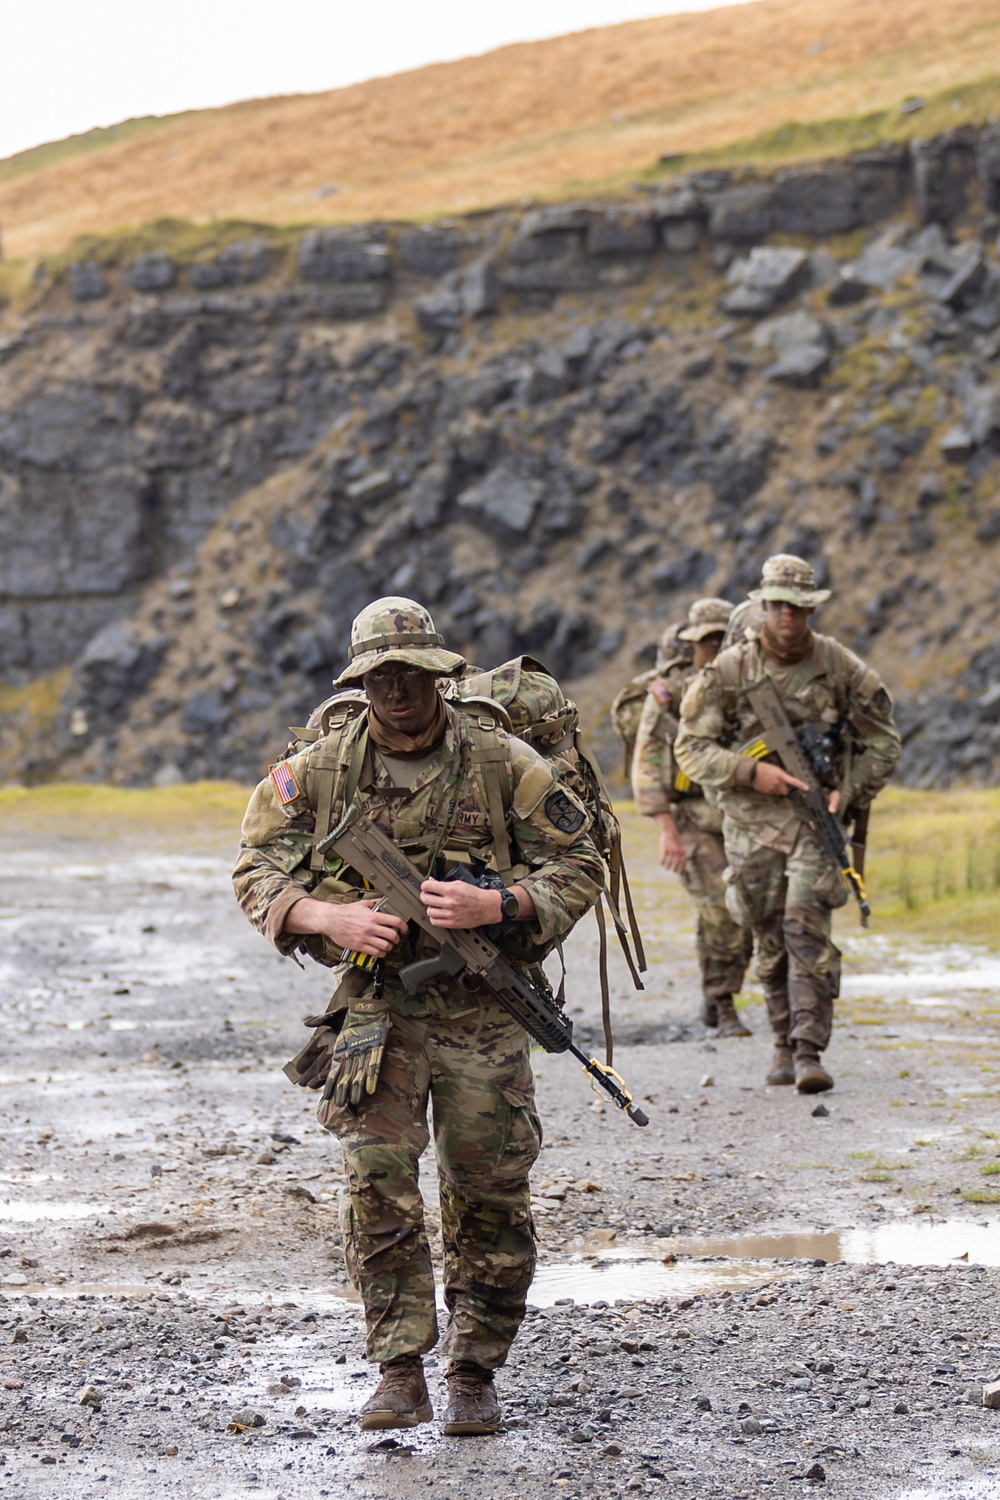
[1,803,999,1498]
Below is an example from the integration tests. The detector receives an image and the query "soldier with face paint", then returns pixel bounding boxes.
[233,597,603,1437]
[674,557,900,1094]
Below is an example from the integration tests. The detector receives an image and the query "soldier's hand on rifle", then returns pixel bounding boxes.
[828,789,841,815]
[283,895,407,956]
[655,813,687,874]
[752,762,810,798]
[420,877,532,929]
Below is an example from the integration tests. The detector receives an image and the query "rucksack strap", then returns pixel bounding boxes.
[308,715,370,874]
[463,713,515,884]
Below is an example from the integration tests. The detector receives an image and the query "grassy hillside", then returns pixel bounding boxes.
[3,0,1000,258]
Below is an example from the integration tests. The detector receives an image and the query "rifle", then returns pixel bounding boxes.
[740,680,871,926]
[315,806,649,1127]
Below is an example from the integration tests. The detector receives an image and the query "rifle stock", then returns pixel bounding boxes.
[315,807,649,1126]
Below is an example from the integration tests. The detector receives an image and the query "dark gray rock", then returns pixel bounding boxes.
[937,252,987,310]
[831,231,918,302]
[586,208,657,256]
[576,535,614,570]
[974,509,1000,543]
[722,247,810,315]
[456,466,544,534]
[459,257,499,318]
[180,687,230,735]
[708,435,773,507]
[650,548,713,591]
[75,621,169,722]
[763,343,831,387]
[654,189,705,253]
[977,124,1000,213]
[396,224,464,277]
[912,132,978,225]
[849,147,909,224]
[69,261,108,301]
[772,164,858,236]
[124,253,176,292]
[189,240,270,289]
[297,229,390,281]
[963,385,1000,446]
[940,424,976,462]
[707,185,774,242]
[414,285,462,341]
[522,351,570,406]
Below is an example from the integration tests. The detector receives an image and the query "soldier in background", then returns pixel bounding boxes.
[611,620,693,778]
[674,556,900,1093]
[632,598,753,1037]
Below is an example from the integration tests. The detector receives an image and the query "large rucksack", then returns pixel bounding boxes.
[611,636,695,780]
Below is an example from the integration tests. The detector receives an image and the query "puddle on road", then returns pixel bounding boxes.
[896,1486,1000,1500]
[526,1218,1000,1306]
[0,1199,103,1223]
[842,941,1000,1009]
[530,1252,775,1305]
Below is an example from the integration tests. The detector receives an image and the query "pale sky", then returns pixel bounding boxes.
[1,0,756,163]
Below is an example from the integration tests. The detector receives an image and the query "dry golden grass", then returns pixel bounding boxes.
[4,0,1000,258]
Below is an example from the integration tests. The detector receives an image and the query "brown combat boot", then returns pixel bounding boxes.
[714,996,752,1038]
[794,1044,834,1094]
[442,1360,501,1436]
[358,1354,433,1431]
[699,997,718,1027]
[766,1041,795,1086]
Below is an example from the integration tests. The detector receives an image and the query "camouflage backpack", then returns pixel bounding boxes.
[445,655,646,1006]
[610,623,693,778]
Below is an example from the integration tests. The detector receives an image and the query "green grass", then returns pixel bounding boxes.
[862,788,1000,944]
[0,215,301,315]
[643,72,1000,180]
[0,114,196,186]
[0,781,249,845]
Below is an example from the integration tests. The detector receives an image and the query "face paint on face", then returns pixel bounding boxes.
[363,662,440,736]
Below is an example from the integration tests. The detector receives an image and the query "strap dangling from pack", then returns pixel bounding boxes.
[594,899,613,1067]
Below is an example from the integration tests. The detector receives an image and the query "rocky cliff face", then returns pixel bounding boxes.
[2,127,1000,787]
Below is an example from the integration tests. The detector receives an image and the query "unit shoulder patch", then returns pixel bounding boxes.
[270,761,303,806]
[544,789,586,834]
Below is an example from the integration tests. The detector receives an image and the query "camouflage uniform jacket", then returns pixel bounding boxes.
[673,632,900,854]
[631,662,722,835]
[233,697,604,1008]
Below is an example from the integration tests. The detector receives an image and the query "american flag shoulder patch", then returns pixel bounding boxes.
[270,761,302,805]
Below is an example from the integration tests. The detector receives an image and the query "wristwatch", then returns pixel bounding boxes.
[498,887,520,922]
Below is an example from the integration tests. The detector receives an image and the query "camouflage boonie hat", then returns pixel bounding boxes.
[752,553,831,608]
[336,596,466,682]
[677,597,734,642]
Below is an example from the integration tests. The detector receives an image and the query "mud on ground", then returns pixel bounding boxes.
[1,795,999,1499]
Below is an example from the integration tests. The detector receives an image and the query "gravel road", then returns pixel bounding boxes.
[1,803,999,1500]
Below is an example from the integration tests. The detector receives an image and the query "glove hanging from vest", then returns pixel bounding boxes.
[318,996,391,1112]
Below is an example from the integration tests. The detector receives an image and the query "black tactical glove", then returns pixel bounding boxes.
[321,998,391,1109]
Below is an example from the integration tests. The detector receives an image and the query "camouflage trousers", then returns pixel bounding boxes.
[318,991,540,1369]
[723,822,848,1050]
[676,820,753,1002]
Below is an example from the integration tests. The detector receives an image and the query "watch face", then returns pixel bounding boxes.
[501,891,519,921]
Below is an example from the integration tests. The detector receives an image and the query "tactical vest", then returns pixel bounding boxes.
[713,633,868,791]
[283,655,647,1054]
